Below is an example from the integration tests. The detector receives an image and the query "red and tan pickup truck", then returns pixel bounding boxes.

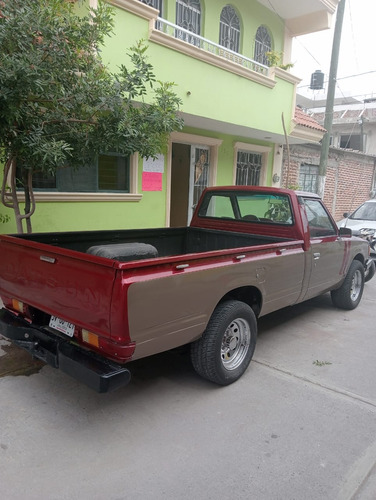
[0,187,369,392]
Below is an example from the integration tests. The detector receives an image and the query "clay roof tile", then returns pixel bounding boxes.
[294,107,326,133]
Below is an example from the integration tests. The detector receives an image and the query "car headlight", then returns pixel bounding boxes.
[359,228,376,237]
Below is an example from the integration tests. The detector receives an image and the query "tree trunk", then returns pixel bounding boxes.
[22,169,34,234]
[1,157,35,234]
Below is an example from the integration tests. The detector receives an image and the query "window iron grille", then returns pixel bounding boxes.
[139,0,162,14]
[254,26,272,66]
[139,0,163,29]
[219,5,240,52]
[176,0,201,47]
[299,164,319,193]
[193,148,210,206]
[236,151,262,186]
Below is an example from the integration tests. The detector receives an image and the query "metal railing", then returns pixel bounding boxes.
[156,17,269,75]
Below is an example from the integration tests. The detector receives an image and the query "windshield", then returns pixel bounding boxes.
[351,202,376,221]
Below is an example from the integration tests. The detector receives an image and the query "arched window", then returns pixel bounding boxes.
[176,0,201,46]
[219,5,240,52]
[139,0,162,15]
[254,26,272,66]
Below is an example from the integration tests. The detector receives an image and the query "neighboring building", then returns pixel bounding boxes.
[282,97,376,221]
[311,100,376,156]
[1,0,339,233]
[282,142,376,221]
[298,95,376,156]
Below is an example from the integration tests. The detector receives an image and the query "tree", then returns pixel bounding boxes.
[0,0,183,233]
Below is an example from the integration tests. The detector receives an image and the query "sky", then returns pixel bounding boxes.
[291,0,376,104]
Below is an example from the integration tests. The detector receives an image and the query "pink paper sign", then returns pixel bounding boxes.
[142,171,162,191]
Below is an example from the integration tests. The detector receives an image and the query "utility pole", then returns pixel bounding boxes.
[317,0,347,198]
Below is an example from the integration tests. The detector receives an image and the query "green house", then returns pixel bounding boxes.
[1,0,338,233]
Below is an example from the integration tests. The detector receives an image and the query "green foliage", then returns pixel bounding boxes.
[0,213,10,224]
[265,51,294,71]
[0,0,183,180]
[264,197,291,222]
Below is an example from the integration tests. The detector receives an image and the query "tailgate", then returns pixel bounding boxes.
[0,235,117,338]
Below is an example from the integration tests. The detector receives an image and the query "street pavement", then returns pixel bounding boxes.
[1,279,376,500]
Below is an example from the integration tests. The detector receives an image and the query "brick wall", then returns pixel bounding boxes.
[282,144,376,221]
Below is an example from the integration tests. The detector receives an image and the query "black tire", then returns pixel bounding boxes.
[365,260,375,283]
[331,260,365,310]
[190,300,257,386]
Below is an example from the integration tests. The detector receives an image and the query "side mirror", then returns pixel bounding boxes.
[339,227,352,237]
[343,212,349,218]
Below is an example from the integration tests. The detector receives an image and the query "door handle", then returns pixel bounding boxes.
[235,255,246,260]
[313,252,320,260]
[175,264,190,270]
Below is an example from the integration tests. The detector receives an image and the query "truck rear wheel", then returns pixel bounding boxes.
[190,300,257,385]
[331,260,364,310]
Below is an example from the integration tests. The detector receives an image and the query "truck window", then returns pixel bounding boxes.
[202,195,236,219]
[303,198,337,237]
[198,192,293,224]
[249,195,292,224]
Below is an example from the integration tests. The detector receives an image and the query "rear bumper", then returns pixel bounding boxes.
[0,309,131,393]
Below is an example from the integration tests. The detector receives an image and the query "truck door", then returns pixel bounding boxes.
[302,197,347,301]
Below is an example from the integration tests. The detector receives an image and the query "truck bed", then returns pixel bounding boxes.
[12,226,292,259]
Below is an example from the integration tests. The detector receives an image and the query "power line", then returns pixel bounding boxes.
[348,0,359,71]
[293,35,323,67]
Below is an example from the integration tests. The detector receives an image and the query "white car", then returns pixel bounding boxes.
[337,199,376,241]
[337,199,376,281]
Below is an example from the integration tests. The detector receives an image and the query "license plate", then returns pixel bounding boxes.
[49,316,75,337]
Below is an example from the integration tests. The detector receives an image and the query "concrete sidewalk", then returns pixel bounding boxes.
[1,281,376,499]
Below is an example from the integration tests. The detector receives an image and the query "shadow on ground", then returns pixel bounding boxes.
[0,341,45,378]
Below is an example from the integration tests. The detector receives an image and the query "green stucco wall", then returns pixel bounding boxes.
[101,1,293,136]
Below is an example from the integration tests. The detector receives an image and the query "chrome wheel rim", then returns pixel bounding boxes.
[350,270,363,301]
[221,318,251,370]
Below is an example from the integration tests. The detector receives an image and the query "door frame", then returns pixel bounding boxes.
[166,132,222,227]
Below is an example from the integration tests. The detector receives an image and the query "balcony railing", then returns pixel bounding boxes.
[155,17,270,76]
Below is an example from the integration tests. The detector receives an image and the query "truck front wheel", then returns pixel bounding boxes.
[365,260,375,283]
[190,300,257,385]
[331,260,365,310]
